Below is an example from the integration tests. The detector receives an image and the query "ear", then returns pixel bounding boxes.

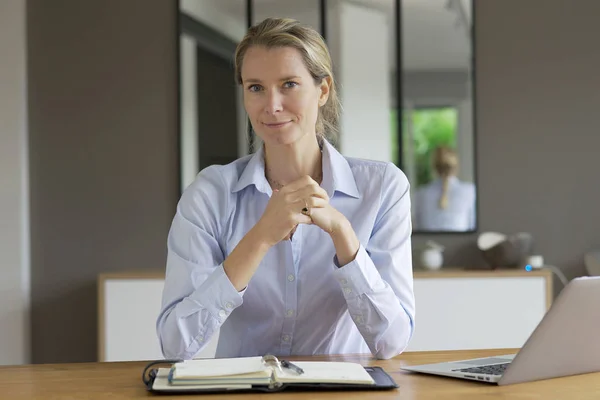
[318,76,331,107]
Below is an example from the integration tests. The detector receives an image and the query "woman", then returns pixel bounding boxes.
[157,18,415,360]
[413,146,476,231]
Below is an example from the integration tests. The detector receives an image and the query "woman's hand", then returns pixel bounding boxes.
[309,202,360,268]
[254,175,329,247]
[306,203,345,235]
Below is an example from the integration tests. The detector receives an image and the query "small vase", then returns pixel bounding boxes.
[421,241,445,270]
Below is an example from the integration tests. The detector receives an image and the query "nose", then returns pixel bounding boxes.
[264,89,283,115]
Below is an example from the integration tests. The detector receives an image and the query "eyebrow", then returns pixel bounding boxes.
[244,76,301,84]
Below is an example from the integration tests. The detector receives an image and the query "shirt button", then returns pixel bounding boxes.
[340,278,348,285]
[287,274,295,282]
[219,309,227,318]
[286,309,295,317]
[344,287,352,295]
[198,335,204,342]
[282,334,291,342]
[354,315,364,324]
[225,302,234,309]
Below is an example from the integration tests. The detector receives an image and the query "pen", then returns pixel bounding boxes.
[281,360,304,375]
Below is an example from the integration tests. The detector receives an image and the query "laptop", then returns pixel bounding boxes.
[401,276,600,385]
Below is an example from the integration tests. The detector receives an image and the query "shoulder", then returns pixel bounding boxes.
[344,157,410,207]
[178,156,253,219]
[346,157,409,191]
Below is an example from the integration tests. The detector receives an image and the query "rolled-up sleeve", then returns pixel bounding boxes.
[156,166,242,360]
[331,163,415,359]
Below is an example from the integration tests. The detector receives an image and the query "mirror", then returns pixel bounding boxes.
[402,0,476,233]
[177,0,477,233]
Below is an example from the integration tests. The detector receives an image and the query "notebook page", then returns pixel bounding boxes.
[153,368,253,391]
[173,356,268,379]
[273,361,375,385]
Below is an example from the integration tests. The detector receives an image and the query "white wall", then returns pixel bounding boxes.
[0,0,30,366]
[254,0,320,31]
[179,1,249,191]
[330,1,393,161]
[180,35,199,191]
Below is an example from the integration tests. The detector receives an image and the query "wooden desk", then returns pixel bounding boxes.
[2,349,599,399]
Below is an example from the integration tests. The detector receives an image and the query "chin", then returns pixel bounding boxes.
[259,128,306,147]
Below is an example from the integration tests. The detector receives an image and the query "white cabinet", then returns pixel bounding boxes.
[98,269,552,361]
[98,273,220,362]
[406,270,552,351]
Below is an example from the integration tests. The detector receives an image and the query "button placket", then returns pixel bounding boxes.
[280,226,302,355]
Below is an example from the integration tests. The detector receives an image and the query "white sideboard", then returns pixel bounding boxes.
[97,269,552,361]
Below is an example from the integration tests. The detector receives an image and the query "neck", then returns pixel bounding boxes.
[264,136,323,189]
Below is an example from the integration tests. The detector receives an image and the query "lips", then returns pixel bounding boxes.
[263,121,291,128]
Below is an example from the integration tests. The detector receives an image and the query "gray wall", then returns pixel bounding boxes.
[27,0,178,363]
[414,0,600,290]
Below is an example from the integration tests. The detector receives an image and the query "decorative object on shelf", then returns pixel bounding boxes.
[477,231,534,269]
[420,240,445,270]
[525,255,544,268]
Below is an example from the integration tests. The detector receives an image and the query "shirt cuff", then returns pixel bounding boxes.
[331,245,382,298]
[177,264,244,320]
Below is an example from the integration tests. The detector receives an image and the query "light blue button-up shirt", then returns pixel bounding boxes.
[157,139,415,360]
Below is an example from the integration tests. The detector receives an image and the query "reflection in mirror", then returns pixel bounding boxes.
[178,0,247,192]
[402,0,476,233]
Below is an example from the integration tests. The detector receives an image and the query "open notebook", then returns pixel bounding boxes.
[142,355,398,394]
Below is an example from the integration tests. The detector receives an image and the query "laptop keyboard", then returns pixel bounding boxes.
[453,363,510,376]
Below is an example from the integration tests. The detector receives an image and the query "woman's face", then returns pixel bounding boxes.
[241,45,329,147]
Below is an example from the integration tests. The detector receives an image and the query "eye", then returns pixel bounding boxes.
[247,84,262,92]
[283,81,298,89]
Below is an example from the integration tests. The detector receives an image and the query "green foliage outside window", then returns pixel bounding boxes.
[391,107,457,187]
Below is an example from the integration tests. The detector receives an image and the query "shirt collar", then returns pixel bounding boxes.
[232,139,361,199]
[231,144,271,195]
[321,139,360,199]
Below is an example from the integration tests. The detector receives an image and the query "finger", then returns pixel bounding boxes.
[287,197,326,217]
[279,175,316,193]
[295,213,313,225]
[305,196,328,209]
[288,184,329,203]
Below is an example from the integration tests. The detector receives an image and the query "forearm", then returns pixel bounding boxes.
[223,226,271,291]
[332,245,415,359]
[330,218,360,267]
[158,299,221,360]
[346,288,413,359]
[157,252,245,360]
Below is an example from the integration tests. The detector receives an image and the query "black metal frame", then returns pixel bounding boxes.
[176,0,478,234]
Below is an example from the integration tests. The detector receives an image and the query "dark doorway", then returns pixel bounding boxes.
[195,45,239,170]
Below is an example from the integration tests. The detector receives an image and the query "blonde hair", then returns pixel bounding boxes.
[433,146,459,209]
[234,18,341,143]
